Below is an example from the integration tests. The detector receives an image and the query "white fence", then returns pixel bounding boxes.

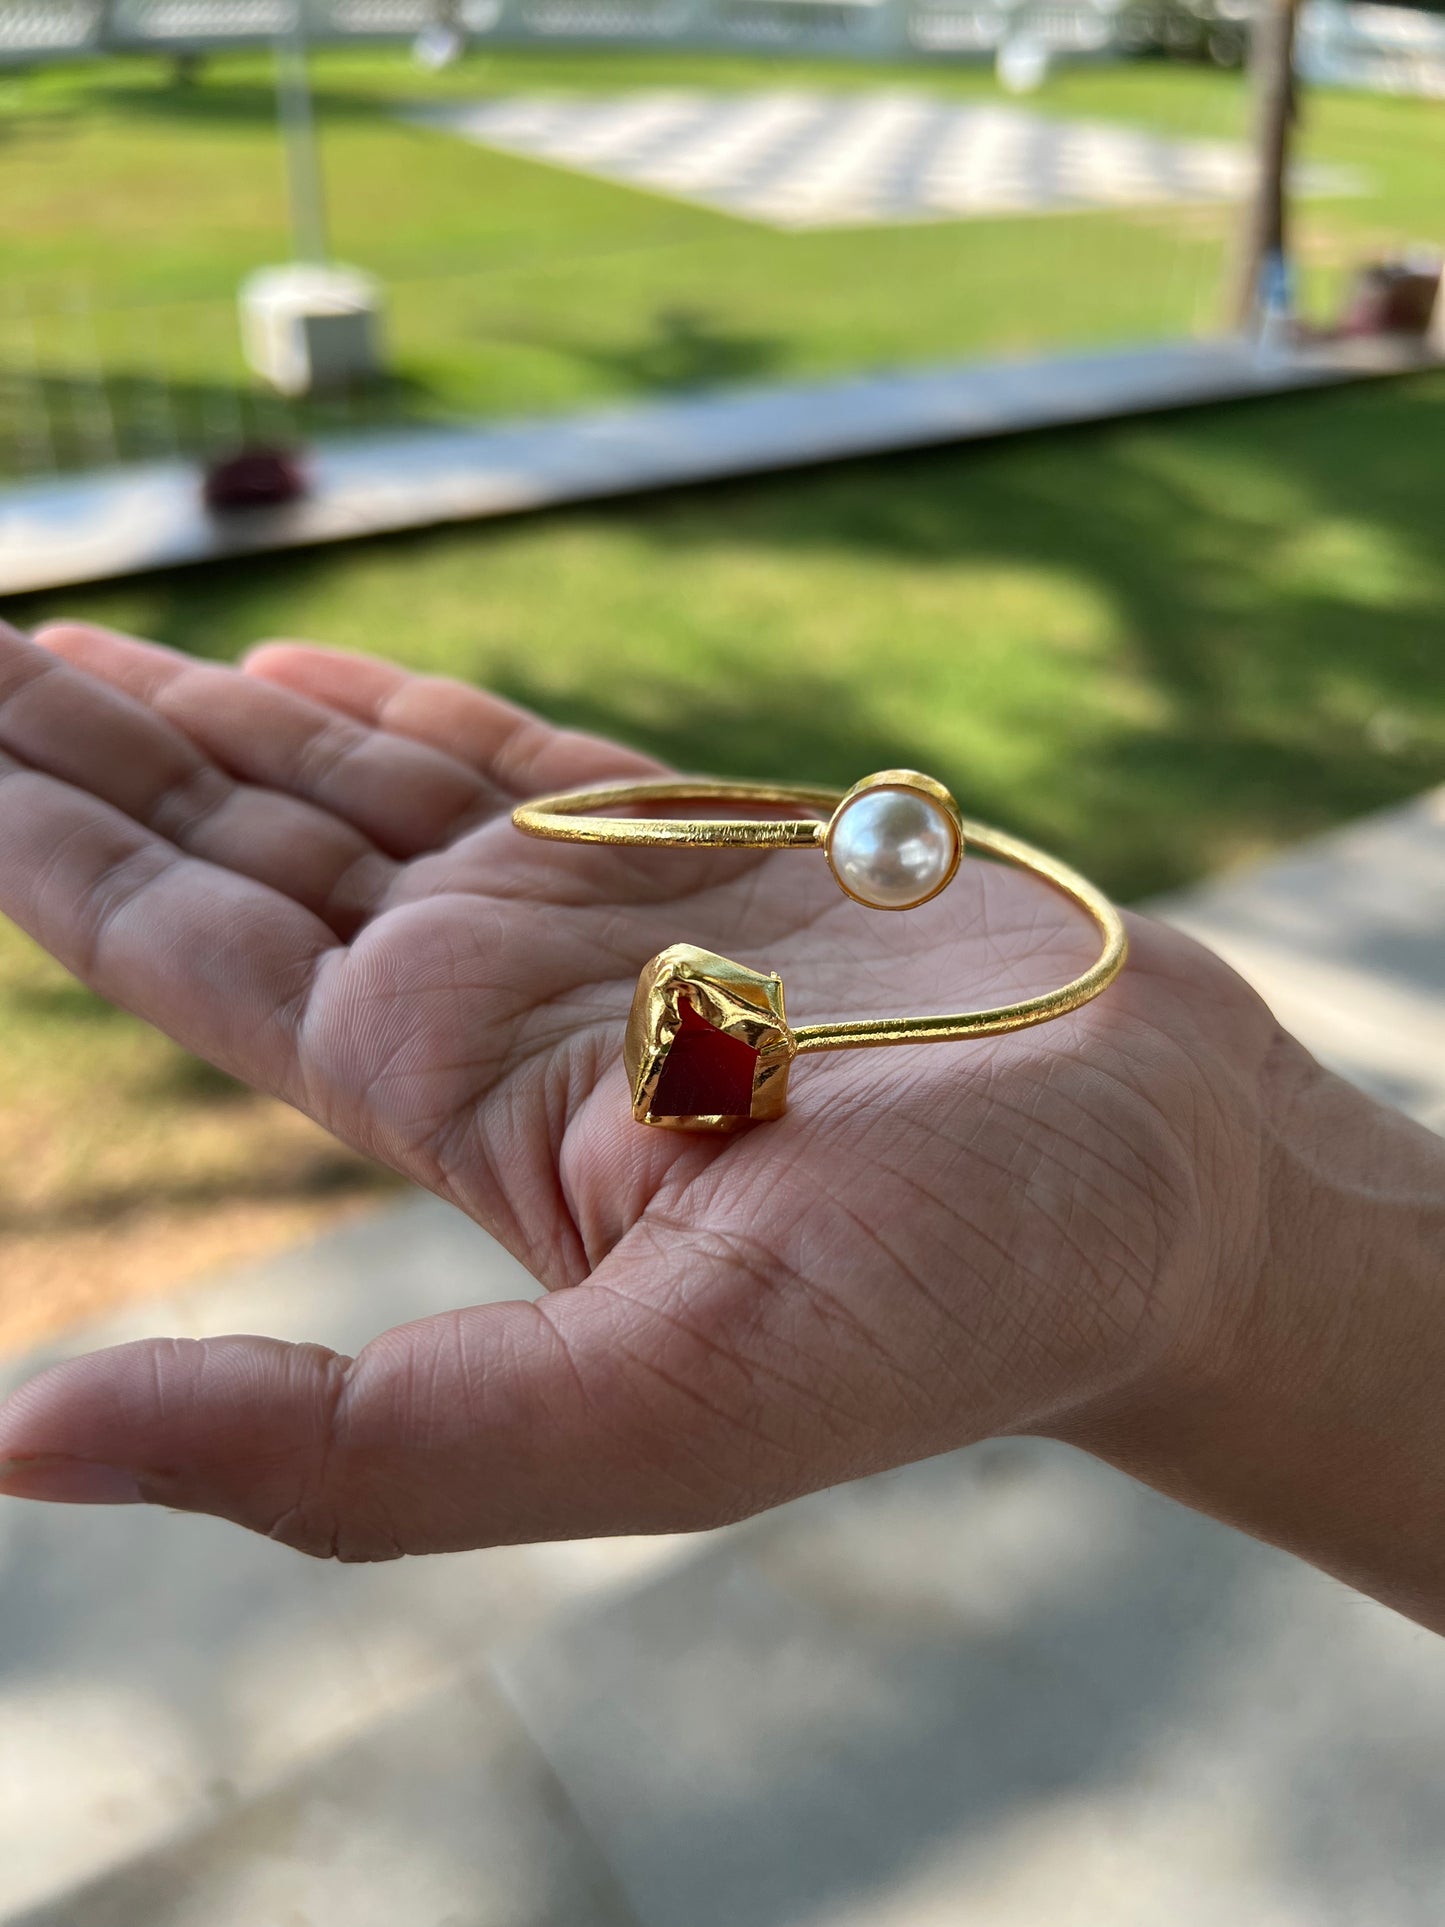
[0,0,1125,60]
[1297,0,1445,94]
[3,0,1444,92]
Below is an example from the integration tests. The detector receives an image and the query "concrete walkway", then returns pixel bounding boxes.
[1,787,1442,1927]
[0,336,1432,598]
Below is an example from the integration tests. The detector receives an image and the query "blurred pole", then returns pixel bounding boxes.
[276,1,329,264]
[64,281,119,468]
[1229,0,1300,329]
[416,0,468,67]
[8,293,57,476]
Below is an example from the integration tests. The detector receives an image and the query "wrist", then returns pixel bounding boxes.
[1056,1031,1445,1629]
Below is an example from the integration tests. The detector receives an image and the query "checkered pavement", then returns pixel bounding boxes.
[407,90,1358,229]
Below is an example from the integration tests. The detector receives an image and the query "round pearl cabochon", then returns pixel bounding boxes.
[826,786,959,910]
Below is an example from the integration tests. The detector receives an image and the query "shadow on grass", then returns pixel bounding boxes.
[0,1151,395,1237]
[494,652,1032,833]
[0,304,792,475]
[0,363,440,477]
[6,981,127,1025]
[494,377,1445,896]
[68,74,401,129]
[149,1055,255,1106]
[511,305,788,392]
[7,374,1444,904]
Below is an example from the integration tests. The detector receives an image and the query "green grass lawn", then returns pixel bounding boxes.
[2,371,1443,1346]
[2,48,1441,469]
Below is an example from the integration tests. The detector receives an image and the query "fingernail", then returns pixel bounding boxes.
[0,1455,144,1506]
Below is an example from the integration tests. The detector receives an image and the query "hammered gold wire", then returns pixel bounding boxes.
[512,777,1128,1053]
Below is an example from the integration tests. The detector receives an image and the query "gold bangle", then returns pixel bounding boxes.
[512,770,1127,1131]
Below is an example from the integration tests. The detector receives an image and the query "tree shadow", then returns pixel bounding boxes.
[509,304,787,393]
[490,651,1028,832]
[3,1436,1429,1927]
[0,308,787,478]
[482,1445,1445,1927]
[71,74,401,130]
[5,980,127,1025]
[0,362,439,477]
[468,374,1445,896]
[147,1054,257,1107]
[0,99,80,146]
[6,373,1443,904]
[0,1152,394,1238]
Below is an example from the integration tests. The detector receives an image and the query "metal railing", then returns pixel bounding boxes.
[0,0,1139,62]
[4,0,1444,92]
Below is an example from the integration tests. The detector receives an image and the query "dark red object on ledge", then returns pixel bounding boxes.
[1341,260,1442,340]
[201,444,309,514]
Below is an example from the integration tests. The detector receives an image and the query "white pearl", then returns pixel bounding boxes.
[827,786,958,910]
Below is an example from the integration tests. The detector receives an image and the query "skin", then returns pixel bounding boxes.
[0,621,1439,1628]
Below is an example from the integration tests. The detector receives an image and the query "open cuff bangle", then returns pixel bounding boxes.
[512,770,1127,1131]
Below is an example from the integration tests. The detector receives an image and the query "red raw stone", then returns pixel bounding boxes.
[650,997,759,1119]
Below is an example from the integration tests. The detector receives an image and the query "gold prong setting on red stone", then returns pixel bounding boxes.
[624,943,795,1130]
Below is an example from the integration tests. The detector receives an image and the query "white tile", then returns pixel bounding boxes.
[497,1443,1445,1927]
[7,1671,637,1927]
[0,1192,726,1919]
[1154,787,1445,1127]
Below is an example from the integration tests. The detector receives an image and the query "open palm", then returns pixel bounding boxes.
[0,622,1275,1557]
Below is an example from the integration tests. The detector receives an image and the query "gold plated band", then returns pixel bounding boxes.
[513,773,1128,1129]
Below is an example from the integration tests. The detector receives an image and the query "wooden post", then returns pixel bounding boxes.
[1230,0,1301,330]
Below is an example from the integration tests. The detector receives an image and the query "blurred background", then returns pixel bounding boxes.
[0,5,1443,1921]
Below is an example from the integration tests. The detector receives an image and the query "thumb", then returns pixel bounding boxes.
[0,1280,785,1558]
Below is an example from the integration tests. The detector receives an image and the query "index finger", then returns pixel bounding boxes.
[244,641,664,795]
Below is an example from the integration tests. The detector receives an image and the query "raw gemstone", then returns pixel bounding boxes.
[649,997,759,1119]
[625,943,794,1130]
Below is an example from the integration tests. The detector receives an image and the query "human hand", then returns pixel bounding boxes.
[0,621,1293,1558]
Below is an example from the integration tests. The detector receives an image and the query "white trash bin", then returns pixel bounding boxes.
[240,263,384,398]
